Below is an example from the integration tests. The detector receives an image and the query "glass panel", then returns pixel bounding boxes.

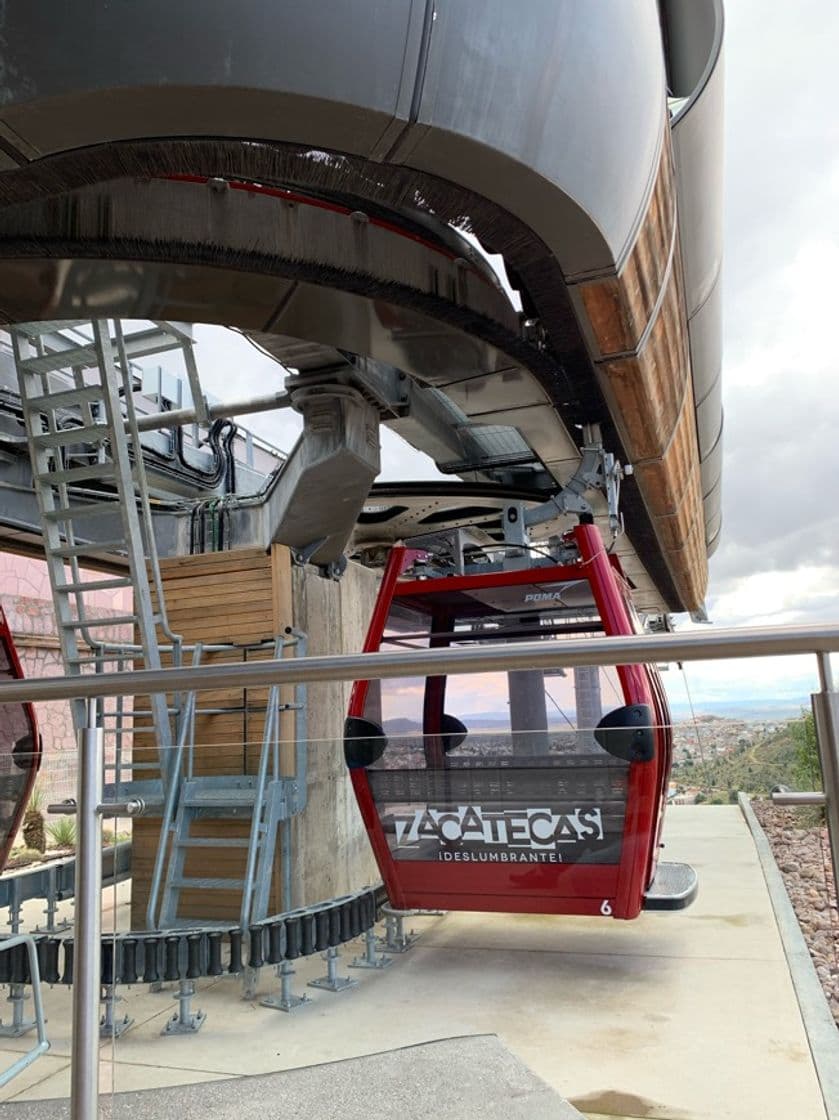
[363,601,431,731]
[367,730,628,866]
[359,582,634,866]
[0,638,37,864]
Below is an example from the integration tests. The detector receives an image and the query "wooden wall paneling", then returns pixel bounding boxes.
[131,546,292,926]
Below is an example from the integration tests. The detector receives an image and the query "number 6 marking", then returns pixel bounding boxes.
[600,899,612,916]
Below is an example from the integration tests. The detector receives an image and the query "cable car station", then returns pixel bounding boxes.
[0,3,836,1118]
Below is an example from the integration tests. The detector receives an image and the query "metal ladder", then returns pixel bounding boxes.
[10,319,184,772]
[153,636,304,930]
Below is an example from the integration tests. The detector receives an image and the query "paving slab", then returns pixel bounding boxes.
[0,1035,584,1120]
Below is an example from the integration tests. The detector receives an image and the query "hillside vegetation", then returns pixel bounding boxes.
[672,714,820,803]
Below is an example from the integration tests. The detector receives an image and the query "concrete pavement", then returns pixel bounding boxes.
[0,807,828,1119]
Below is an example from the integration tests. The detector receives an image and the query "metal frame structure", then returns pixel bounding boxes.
[0,935,49,1087]
[0,622,837,1118]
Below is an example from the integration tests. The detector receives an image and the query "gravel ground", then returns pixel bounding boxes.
[752,800,839,1026]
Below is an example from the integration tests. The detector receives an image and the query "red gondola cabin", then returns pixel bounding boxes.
[0,603,41,871]
[346,523,696,919]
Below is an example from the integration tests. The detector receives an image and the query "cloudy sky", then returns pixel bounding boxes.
[190,1,837,713]
[670,0,838,709]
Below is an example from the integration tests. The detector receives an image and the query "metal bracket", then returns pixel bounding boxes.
[308,947,358,993]
[376,910,419,954]
[100,985,134,1039]
[291,539,347,579]
[525,424,626,538]
[0,938,49,1086]
[161,980,205,1035]
[291,538,328,567]
[0,984,35,1039]
[349,926,392,970]
[261,961,311,1013]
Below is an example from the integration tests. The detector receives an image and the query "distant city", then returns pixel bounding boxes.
[384,697,811,736]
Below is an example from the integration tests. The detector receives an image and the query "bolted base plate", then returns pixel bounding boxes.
[0,1019,36,1039]
[308,974,358,993]
[162,1009,206,1035]
[100,1014,134,1040]
[260,992,311,1013]
[376,932,419,954]
[349,952,392,970]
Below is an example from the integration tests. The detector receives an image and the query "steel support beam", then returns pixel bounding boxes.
[812,653,839,923]
[70,713,103,1120]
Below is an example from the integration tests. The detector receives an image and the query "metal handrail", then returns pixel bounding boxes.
[32,622,837,1120]
[240,636,284,929]
[145,648,202,931]
[0,935,50,1088]
[0,622,836,704]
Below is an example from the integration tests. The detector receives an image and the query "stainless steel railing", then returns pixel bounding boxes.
[0,621,837,703]
[0,622,837,1120]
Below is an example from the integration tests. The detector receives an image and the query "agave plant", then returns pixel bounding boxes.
[47,816,77,851]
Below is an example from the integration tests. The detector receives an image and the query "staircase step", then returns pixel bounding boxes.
[19,343,100,375]
[51,540,126,558]
[44,501,123,522]
[55,577,134,594]
[32,423,109,448]
[15,319,89,337]
[100,706,180,717]
[174,837,250,849]
[25,384,106,410]
[182,788,259,809]
[61,614,141,630]
[169,877,246,891]
[36,463,115,486]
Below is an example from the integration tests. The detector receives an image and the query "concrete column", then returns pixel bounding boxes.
[574,665,603,750]
[508,669,549,755]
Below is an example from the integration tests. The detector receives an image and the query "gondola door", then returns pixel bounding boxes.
[346,524,673,919]
[0,604,41,870]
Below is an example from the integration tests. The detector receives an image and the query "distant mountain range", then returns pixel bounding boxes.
[384,698,809,734]
[667,698,808,721]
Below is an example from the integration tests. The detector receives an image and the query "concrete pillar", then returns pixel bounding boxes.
[508,669,549,755]
[574,665,603,750]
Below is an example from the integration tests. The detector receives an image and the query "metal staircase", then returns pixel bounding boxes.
[11,320,310,932]
[10,318,188,772]
[150,636,306,930]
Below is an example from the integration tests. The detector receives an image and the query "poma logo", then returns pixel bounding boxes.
[393,805,604,851]
[523,591,564,603]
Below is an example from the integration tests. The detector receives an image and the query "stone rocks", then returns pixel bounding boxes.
[752,801,839,1029]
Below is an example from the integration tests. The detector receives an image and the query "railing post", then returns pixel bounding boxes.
[812,653,839,915]
[70,705,103,1120]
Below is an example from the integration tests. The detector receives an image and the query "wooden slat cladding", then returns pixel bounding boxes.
[571,127,706,612]
[596,265,691,462]
[578,138,675,357]
[131,546,293,926]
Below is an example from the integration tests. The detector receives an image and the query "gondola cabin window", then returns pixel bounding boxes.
[359,586,631,868]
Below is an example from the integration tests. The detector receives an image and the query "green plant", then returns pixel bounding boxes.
[790,709,821,791]
[22,784,46,853]
[47,816,77,850]
[26,784,45,811]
